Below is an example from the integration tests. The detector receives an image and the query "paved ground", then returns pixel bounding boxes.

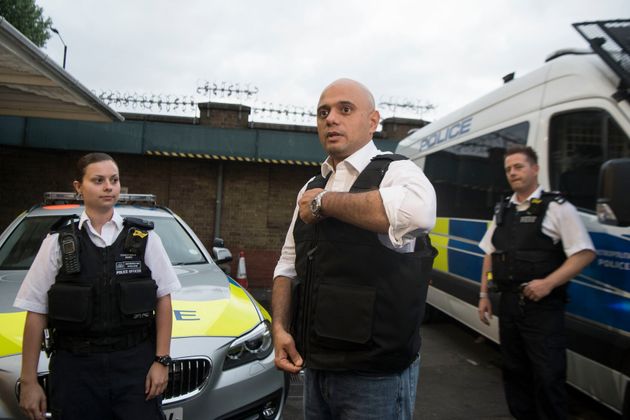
[278,312,621,420]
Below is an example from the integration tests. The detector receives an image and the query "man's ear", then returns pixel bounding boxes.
[368,110,380,134]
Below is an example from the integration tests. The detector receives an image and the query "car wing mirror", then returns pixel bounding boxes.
[212,238,233,265]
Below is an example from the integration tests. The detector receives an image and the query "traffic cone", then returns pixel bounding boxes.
[236,251,249,289]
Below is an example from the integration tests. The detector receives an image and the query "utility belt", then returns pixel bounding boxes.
[53,328,152,354]
[489,276,568,305]
[491,279,526,293]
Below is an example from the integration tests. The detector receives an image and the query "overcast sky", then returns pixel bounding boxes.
[39,0,627,123]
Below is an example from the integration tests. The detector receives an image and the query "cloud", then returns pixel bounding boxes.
[40,0,628,120]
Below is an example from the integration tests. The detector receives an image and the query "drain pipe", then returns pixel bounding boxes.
[214,162,224,238]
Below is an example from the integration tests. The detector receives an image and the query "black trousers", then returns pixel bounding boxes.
[49,339,165,420]
[498,292,567,420]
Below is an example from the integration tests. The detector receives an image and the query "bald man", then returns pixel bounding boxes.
[271,79,437,419]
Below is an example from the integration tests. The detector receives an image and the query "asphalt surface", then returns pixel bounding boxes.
[278,312,621,420]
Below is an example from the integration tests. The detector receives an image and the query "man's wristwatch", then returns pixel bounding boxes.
[310,191,328,219]
[154,355,172,367]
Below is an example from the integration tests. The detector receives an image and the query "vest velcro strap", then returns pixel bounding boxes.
[54,328,151,354]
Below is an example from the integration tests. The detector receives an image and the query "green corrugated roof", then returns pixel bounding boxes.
[0,116,399,165]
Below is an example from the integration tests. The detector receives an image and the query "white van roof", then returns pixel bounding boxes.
[396,52,622,160]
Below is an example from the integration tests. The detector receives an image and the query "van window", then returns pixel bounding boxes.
[423,122,528,219]
[549,110,630,212]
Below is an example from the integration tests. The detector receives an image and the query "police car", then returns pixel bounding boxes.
[0,193,286,419]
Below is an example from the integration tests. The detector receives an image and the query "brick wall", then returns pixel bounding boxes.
[198,102,251,128]
[0,145,314,290]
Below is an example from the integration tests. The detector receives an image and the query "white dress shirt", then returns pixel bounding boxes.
[14,209,181,314]
[274,140,436,280]
[479,186,595,257]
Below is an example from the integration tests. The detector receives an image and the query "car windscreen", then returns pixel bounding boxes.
[0,215,206,270]
[145,216,207,265]
[0,216,60,269]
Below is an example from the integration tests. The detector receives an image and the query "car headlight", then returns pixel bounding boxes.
[223,321,273,370]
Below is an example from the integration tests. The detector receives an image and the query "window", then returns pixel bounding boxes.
[549,110,630,211]
[0,215,206,270]
[423,122,529,219]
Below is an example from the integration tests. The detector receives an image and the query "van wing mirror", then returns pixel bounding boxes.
[597,158,630,227]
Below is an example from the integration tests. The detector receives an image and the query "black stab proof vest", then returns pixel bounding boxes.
[47,217,158,353]
[292,154,437,373]
[491,192,567,300]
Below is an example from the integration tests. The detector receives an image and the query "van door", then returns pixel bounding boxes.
[539,99,630,412]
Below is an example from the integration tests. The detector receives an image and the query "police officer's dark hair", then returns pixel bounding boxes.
[504,145,538,165]
[75,152,118,182]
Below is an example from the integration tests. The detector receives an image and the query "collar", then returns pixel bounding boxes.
[320,140,380,177]
[78,208,123,231]
[509,185,543,206]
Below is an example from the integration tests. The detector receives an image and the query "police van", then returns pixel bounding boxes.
[396,20,630,416]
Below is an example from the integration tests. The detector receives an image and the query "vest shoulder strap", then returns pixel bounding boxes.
[351,153,407,192]
[123,217,153,255]
[53,216,82,276]
[306,174,328,191]
[494,195,511,226]
[530,191,564,231]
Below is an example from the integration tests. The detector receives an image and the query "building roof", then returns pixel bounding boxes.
[0,17,122,122]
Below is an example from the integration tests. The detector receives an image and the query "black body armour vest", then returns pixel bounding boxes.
[292,154,437,373]
[491,192,567,299]
[47,217,158,353]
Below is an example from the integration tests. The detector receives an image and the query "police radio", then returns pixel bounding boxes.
[60,231,80,274]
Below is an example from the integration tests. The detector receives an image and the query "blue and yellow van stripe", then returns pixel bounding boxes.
[429,217,630,334]
[430,217,488,282]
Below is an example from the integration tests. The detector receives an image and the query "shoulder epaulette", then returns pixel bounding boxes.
[541,191,566,204]
[50,215,80,233]
[123,217,154,230]
[370,153,408,163]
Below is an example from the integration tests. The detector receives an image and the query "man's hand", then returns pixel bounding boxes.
[522,279,553,302]
[19,379,47,420]
[272,328,303,374]
[523,279,553,302]
[298,188,324,224]
[478,297,493,326]
[145,362,169,400]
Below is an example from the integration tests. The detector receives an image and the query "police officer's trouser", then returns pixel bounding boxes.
[49,338,165,420]
[498,291,567,420]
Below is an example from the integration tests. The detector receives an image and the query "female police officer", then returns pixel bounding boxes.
[14,152,181,420]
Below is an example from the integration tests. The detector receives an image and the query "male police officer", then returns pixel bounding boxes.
[478,145,595,420]
[272,79,436,419]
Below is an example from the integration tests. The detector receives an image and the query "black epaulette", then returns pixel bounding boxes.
[123,217,154,230]
[542,191,566,205]
[50,215,80,233]
[123,217,153,255]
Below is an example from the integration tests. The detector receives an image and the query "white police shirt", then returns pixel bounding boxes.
[14,209,181,314]
[479,186,595,257]
[274,140,437,281]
